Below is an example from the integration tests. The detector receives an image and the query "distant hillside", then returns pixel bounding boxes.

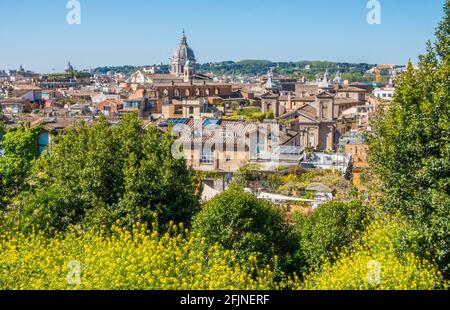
[197,60,378,81]
[93,65,138,76]
[93,60,385,82]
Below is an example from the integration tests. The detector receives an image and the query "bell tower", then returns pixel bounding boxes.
[184,60,195,82]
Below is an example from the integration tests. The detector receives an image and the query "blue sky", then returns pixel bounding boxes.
[0,0,445,73]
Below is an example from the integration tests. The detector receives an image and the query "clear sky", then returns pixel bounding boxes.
[0,0,445,73]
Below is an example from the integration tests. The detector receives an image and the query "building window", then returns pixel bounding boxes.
[185,89,191,97]
[195,88,200,96]
[215,88,220,95]
[268,133,279,143]
[124,101,140,109]
[205,89,210,96]
[222,131,237,138]
[321,104,328,118]
[189,106,194,114]
[200,148,214,164]
[174,89,180,97]
[257,142,265,158]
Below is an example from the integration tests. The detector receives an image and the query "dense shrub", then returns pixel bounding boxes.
[293,201,372,271]
[193,186,296,270]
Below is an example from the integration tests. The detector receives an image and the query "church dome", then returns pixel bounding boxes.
[172,31,196,62]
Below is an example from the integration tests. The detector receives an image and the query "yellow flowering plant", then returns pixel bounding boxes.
[298,216,448,290]
[0,224,281,290]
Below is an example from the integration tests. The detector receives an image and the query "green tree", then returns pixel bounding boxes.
[12,114,198,232]
[0,123,41,209]
[369,1,450,276]
[0,121,5,139]
[117,129,197,228]
[192,186,295,269]
[293,201,372,272]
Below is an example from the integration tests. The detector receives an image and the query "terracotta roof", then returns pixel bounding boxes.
[279,129,298,145]
[260,91,279,99]
[298,104,318,119]
[144,73,182,81]
[153,81,231,87]
[42,118,81,131]
[279,95,315,102]
[12,89,34,98]
[316,91,335,98]
[306,183,333,193]
[334,98,361,105]
[336,86,367,93]
[173,119,296,147]
[97,99,122,107]
[278,104,318,122]
[14,85,41,91]
[129,89,146,100]
[296,84,319,90]
[0,98,25,104]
